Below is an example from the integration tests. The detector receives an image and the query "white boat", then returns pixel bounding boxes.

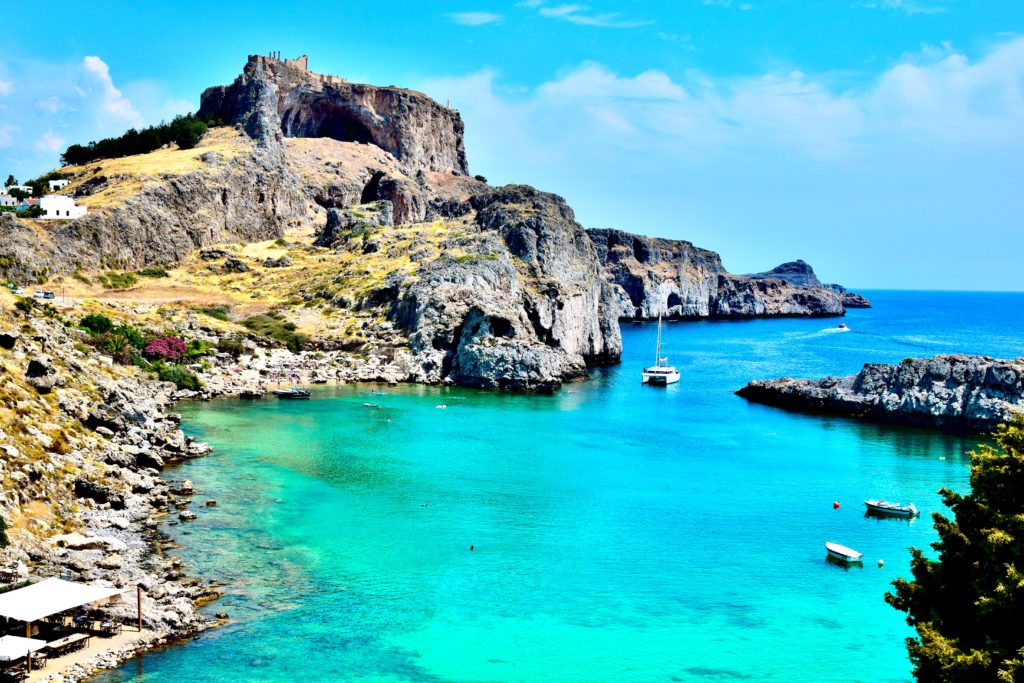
[864,499,919,517]
[641,314,680,385]
[825,541,864,564]
[272,387,311,399]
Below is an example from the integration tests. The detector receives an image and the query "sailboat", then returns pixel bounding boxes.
[641,314,680,385]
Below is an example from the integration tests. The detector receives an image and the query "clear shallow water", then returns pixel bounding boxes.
[98,291,1024,683]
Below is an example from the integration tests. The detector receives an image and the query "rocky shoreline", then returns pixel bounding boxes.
[736,355,1024,433]
[0,316,228,682]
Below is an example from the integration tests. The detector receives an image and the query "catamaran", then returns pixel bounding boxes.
[641,314,680,385]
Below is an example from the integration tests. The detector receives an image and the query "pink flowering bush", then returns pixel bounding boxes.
[143,336,187,362]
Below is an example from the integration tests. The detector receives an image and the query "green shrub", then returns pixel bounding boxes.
[242,313,309,352]
[80,313,113,335]
[216,338,246,358]
[185,339,214,358]
[195,306,230,321]
[72,271,91,285]
[137,267,168,278]
[273,238,289,248]
[474,174,488,183]
[13,298,35,315]
[98,271,138,290]
[0,518,8,549]
[113,325,146,349]
[153,363,201,391]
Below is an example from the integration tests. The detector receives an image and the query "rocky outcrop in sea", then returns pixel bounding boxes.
[736,355,1024,432]
[588,228,864,319]
[748,260,871,309]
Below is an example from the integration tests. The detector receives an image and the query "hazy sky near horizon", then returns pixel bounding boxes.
[1,1,1022,290]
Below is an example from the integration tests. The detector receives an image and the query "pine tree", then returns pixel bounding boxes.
[887,417,1024,682]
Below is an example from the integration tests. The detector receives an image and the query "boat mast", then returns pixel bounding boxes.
[655,313,662,366]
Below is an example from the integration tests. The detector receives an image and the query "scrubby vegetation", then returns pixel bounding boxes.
[195,306,230,321]
[242,312,309,352]
[98,271,139,290]
[60,114,213,166]
[152,362,201,391]
[137,267,169,278]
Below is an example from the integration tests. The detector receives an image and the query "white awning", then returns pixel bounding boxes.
[0,578,124,623]
[0,635,47,661]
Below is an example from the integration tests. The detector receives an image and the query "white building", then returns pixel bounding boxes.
[0,195,17,208]
[9,185,32,195]
[40,195,87,220]
[48,179,69,191]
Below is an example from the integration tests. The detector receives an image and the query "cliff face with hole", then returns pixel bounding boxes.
[199,54,468,175]
[588,229,858,319]
[736,355,1024,433]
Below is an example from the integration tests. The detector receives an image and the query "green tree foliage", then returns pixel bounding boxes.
[60,114,211,166]
[7,188,29,200]
[80,313,114,335]
[0,517,9,548]
[4,175,16,187]
[887,418,1024,682]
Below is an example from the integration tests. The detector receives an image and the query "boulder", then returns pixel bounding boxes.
[0,328,19,350]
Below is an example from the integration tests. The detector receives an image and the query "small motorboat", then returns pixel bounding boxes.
[825,541,864,564]
[865,500,919,517]
[272,387,311,399]
[363,402,380,408]
[837,323,847,329]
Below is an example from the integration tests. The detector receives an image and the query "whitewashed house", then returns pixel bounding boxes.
[40,195,86,219]
[48,179,69,191]
[10,185,32,195]
[0,195,17,208]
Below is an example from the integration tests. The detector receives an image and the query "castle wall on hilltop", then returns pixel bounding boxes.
[199,53,469,175]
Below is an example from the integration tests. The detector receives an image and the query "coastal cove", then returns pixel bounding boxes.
[96,290,1024,683]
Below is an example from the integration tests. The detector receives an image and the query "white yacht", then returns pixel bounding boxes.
[641,314,680,385]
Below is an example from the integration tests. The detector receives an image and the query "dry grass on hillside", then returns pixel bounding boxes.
[56,128,251,209]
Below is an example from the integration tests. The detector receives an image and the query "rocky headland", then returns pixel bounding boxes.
[736,355,1024,433]
[748,259,871,309]
[588,229,868,319]
[0,53,869,391]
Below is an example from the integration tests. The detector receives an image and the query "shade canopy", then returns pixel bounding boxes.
[0,578,123,623]
[0,635,47,661]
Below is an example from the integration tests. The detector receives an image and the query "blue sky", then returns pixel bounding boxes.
[1,1,1022,290]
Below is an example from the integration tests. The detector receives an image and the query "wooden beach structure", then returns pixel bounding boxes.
[0,578,130,680]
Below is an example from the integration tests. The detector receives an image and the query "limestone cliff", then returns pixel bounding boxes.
[736,355,1024,433]
[0,130,306,282]
[199,54,468,175]
[588,228,856,319]
[325,185,622,391]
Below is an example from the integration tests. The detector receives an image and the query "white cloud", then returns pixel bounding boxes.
[36,96,64,114]
[420,37,1024,289]
[701,0,753,9]
[0,80,12,96]
[531,3,651,28]
[860,0,946,14]
[447,11,503,26]
[81,55,143,125]
[35,129,65,152]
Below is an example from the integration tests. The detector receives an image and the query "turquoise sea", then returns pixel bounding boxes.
[97,291,1024,683]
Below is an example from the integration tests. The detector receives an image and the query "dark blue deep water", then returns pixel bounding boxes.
[98,291,1024,682]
